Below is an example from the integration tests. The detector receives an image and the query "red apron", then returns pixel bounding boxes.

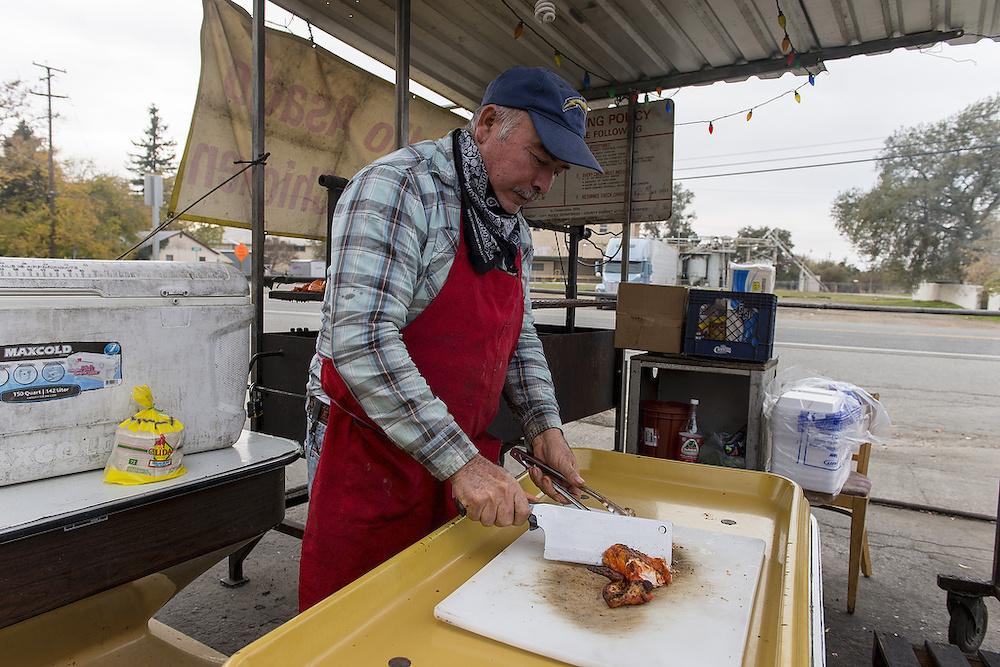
[299,218,524,611]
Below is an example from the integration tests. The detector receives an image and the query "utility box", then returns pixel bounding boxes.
[0,258,251,486]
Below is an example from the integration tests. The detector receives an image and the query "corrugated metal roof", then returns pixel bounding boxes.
[273,0,999,109]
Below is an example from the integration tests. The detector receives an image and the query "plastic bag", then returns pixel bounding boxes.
[697,430,747,468]
[763,366,891,494]
[103,385,186,485]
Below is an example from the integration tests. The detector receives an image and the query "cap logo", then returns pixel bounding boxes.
[562,97,589,114]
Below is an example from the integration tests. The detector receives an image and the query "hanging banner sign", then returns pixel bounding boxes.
[523,102,674,225]
[170,0,463,239]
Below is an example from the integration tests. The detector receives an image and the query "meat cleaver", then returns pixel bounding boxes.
[529,502,673,566]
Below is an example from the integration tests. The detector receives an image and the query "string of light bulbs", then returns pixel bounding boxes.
[681,1,824,135]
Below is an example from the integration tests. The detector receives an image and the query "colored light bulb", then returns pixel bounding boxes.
[584,71,591,88]
[514,21,523,39]
[808,74,815,85]
[781,37,790,53]
[778,12,786,30]
[795,91,801,103]
[708,122,714,134]
[746,109,753,121]
[554,51,562,67]
[665,100,673,113]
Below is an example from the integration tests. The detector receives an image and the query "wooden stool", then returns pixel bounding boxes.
[806,439,874,613]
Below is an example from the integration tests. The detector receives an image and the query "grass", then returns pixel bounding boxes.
[773,290,961,309]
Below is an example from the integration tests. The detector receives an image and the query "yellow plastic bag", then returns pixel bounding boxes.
[103,385,186,485]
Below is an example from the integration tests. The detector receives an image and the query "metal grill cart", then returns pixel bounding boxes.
[937,479,1000,652]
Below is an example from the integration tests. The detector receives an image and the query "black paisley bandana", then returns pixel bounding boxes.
[453,129,520,275]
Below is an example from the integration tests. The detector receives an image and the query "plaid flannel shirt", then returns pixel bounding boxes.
[309,133,561,480]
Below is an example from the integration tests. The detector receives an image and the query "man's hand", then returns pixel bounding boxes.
[450,454,535,528]
[529,428,585,504]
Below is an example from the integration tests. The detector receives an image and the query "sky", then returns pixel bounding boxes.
[3,1,1000,267]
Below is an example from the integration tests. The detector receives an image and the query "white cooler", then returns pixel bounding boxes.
[0,258,251,486]
[769,386,863,494]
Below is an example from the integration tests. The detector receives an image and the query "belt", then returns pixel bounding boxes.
[308,396,330,425]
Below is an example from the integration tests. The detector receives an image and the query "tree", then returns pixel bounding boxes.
[0,119,147,258]
[0,121,48,214]
[833,95,1000,287]
[264,236,299,274]
[641,182,697,238]
[809,259,860,285]
[55,169,148,259]
[0,79,34,138]
[127,104,176,190]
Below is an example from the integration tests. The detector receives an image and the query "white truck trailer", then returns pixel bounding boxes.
[596,237,679,295]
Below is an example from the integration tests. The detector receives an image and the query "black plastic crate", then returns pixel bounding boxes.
[682,289,777,362]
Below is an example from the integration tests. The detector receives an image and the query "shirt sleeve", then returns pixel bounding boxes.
[501,220,563,441]
[324,163,479,481]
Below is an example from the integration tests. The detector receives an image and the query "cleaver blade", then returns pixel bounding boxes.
[529,503,673,566]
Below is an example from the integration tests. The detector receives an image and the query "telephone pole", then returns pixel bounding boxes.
[30,63,67,258]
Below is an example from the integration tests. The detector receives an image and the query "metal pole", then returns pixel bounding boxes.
[250,0,266,429]
[620,94,637,293]
[31,63,66,258]
[614,94,638,454]
[394,0,411,149]
[565,226,581,332]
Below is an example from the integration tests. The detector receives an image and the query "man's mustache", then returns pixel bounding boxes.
[513,187,541,202]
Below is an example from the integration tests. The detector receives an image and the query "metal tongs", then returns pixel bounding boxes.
[508,446,634,516]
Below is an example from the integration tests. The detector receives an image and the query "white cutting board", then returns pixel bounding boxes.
[434,525,765,667]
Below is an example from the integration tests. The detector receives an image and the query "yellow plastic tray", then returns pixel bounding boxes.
[224,449,812,666]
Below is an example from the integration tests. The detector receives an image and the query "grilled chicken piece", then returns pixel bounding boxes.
[590,543,673,609]
[602,543,672,588]
[601,580,654,608]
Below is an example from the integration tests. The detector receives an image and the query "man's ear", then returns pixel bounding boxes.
[474,105,498,144]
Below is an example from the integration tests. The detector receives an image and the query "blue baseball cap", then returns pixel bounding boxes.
[482,66,604,174]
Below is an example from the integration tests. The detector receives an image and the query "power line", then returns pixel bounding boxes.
[676,142,1000,180]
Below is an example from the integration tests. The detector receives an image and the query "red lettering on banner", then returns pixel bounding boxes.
[219,150,241,193]
[280,84,308,127]
[325,95,358,138]
[224,60,251,106]
[264,61,284,117]
[365,122,393,153]
[277,160,295,208]
[264,166,280,204]
[289,167,319,212]
[305,94,331,133]
[184,143,220,189]
[186,143,212,186]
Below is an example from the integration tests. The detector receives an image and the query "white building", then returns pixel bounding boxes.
[154,230,232,264]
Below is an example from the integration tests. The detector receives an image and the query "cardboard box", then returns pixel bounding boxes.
[614,283,688,354]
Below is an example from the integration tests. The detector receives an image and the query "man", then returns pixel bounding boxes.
[299,66,604,611]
